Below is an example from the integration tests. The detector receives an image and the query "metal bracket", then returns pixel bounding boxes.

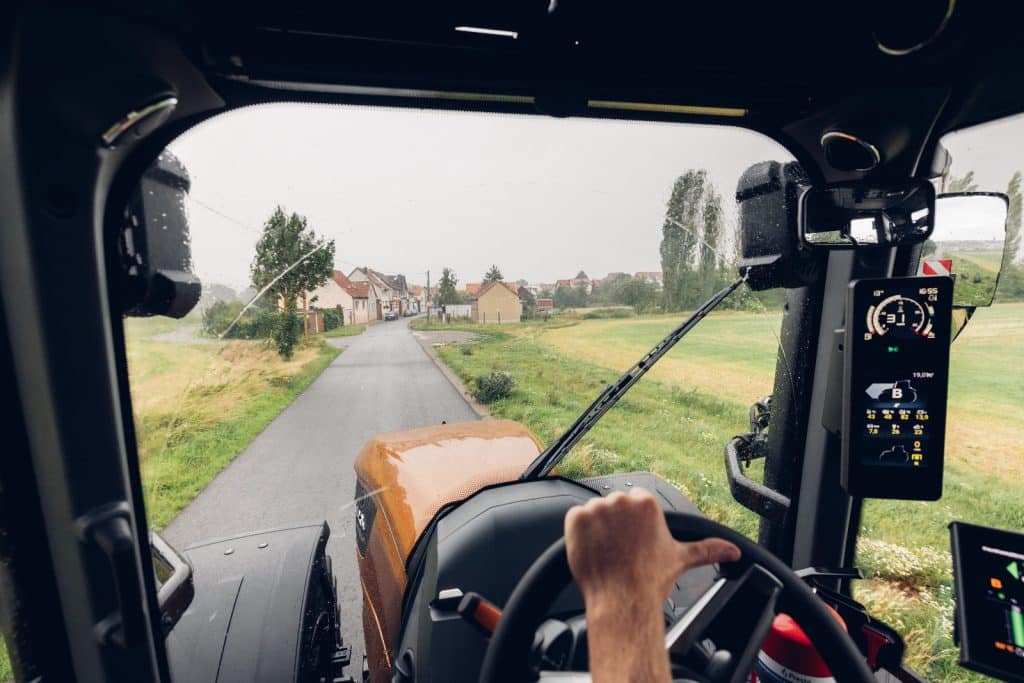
[724,436,791,525]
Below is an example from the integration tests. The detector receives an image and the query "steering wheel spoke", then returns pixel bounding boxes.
[665,565,782,683]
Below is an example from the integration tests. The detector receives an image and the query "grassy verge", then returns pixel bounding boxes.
[321,323,366,338]
[428,304,1024,680]
[125,318,340,529]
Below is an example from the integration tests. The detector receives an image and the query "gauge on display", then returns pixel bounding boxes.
[866,294,935,338]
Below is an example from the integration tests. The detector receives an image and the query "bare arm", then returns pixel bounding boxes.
[564,489,740,683]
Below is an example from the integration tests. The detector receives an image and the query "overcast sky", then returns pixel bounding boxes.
[168,105,1024,290]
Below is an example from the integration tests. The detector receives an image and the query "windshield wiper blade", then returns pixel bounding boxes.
[520,274,748,480]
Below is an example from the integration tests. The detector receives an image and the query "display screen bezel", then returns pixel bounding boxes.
[951,522,1024,683]
[841,276,953,500]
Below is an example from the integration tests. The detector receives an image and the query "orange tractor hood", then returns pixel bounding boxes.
[354,418,543,564]
[354,419,544,680]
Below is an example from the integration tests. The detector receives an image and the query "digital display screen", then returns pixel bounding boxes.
[842,276,952,499]
[951,522,1024,682]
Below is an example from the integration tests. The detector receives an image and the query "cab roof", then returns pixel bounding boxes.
[80,1,1024,183]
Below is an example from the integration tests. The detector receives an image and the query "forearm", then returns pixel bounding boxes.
[585,593,671,683]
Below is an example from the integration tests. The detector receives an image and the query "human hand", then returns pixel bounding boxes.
[565,488,741,608]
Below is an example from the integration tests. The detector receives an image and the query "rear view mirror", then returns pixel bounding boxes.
[799,181,935,248]
[925,192,1008,308]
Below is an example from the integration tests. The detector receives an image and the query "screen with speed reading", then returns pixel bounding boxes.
[842,276,953,500]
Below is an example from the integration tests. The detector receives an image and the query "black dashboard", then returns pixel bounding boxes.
[393,472,716,682]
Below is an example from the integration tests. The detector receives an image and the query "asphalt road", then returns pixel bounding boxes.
[163,316,478,673]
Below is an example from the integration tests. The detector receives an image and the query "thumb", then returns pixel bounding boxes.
[675,538,741,571]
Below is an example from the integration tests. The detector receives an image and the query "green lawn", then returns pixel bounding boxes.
[430,302,1024,680]
[321,323,366,338]
[124,317,341,528]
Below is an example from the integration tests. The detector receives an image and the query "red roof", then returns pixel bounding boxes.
[330,269,369,298]
[465,282,482,295]
[332,270,353,289]
[347,281,370,299]
[472,280,518,300]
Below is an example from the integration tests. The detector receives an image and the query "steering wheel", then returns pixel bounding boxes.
[479,512,875,683]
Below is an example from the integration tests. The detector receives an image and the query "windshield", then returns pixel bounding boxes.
[118,104,792,674]
[110,104,1024,682]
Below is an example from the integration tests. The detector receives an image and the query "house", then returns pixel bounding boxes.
[464,282,482,297]
[306,270,379,324]
[634,271,664,287]
[555,276,592,294]
[536,298,554,310]
[407,285,424,313]
[350,267,411,315]
[470,281,522,324]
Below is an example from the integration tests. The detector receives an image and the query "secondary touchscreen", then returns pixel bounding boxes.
[951,522,1024,682]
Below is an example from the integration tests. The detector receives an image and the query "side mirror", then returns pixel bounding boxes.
[799,180,935,248]
[927,192,1009,308]
[150,531,194,636]
[117,151,201,318]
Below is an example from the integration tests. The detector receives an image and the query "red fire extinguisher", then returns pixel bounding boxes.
[751,608,847,683]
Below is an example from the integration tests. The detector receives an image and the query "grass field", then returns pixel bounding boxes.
[321,323,366,338]
[428,302,1024,680]
[125,316,341,528]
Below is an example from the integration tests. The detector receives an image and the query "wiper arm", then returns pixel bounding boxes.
[520,274,748,480]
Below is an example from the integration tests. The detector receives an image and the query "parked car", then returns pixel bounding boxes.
[384,310,398,321]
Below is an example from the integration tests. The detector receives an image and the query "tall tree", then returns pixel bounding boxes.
[519,287,536,319]
[250,206,335,358]
[699,187,723,299]
[436,267,460,305]
[1006,171,1022,264]
[659,170,723,311]
[575,270,589,280]
[946,171,979,193]
[483,264,503,284]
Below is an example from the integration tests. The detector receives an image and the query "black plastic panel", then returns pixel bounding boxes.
[397,473,715,681]
[166,522,340,683]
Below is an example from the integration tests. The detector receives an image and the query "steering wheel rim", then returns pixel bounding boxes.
[479,511,874,683]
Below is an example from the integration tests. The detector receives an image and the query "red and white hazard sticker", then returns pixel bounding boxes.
[918,259,953,277]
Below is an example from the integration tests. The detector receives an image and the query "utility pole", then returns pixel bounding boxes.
[426,269,431,321]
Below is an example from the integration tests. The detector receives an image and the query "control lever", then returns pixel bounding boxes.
[457,592,502,639]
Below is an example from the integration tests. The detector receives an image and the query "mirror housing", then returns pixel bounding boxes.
[799,181,935,248]
[118,151,201,318]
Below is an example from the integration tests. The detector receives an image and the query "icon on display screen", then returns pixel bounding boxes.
[865,380,919,404]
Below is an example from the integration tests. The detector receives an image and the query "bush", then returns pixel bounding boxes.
[272,310,301,359]
[460,344,474,356]
[322,306,342,331]
[474,371,515,403]
[581,306,635,320]
[201,300,274,339]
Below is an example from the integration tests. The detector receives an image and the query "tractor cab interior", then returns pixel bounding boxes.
[4,2,1024,682]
